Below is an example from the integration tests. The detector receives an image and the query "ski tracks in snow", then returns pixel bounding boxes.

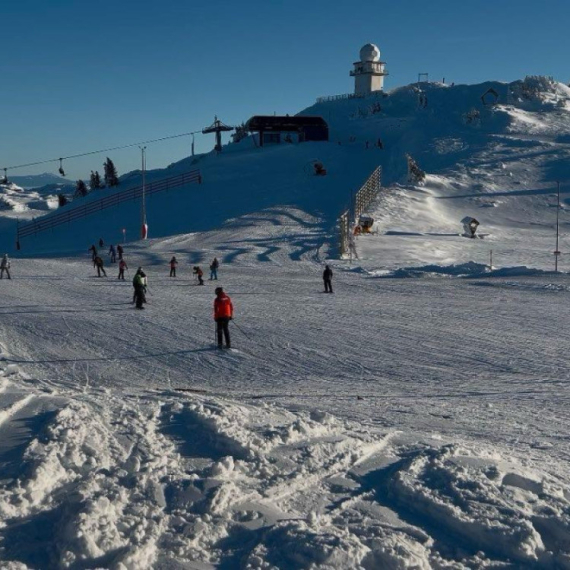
[2,346,570,568]
[0,366,401,569]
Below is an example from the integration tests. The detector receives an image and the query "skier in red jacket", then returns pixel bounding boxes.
[214,287,233,349]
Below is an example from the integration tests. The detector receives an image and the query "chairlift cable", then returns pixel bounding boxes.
[2,130,203,173]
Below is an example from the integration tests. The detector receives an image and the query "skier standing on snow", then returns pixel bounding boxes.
[133,268,147,309]
[193,266,204,285]
[99,238,104,248]
[118,259,128,280]
[323,265,333,293]
[109,244,116,263]
[209,257,219,280]
[88,244,97,261]
[0,254,11,279]
[214,287,233,349]
[169,256,178,278]
[94,255,107,277]
[117,244,124,260]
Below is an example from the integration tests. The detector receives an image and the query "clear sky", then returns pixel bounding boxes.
[1,0,569,181]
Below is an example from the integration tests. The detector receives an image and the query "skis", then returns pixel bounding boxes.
[212,345,247,356]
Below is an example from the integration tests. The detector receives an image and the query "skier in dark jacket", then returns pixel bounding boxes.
[214,287,233,348]
[118,259,128,280]
[109,244,116,263]
[169,256,178,278]
[132,268,147,309]
[117,244,124,260]
[88,245,97,262]
[323,265,333,293]
[209,257,219,280]
[0,254,11,279]
[94,256,107,277]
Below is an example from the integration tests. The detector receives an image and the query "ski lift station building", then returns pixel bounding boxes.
[245,115,329,147]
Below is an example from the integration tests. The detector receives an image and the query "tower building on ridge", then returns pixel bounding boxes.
[350,43,388,95]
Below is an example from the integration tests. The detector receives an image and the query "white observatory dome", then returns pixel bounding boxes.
[359,43,380,62]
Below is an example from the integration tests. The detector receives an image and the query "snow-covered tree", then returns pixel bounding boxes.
[75,179,88,198]
[90,170,102,190]
[103,158,119,187]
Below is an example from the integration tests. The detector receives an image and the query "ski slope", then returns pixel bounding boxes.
[1,77,570,568]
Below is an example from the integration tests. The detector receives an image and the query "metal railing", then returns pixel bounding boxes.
[316,93,360,104]
[17,169,201,246]
[339,166,382,257]
[353,166,381,220]
[316,91,386,104]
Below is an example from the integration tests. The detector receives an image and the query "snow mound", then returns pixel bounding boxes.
[386,444,570,566]
[379,261,490,278]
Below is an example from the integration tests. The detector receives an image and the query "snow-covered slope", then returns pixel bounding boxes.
[1,78,570,568]
[8,77,570,269]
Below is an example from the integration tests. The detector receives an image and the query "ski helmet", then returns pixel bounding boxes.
[215,287,223,294]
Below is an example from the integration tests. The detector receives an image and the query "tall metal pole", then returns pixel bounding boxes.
[140,146,147,239]
[555,181,561,272]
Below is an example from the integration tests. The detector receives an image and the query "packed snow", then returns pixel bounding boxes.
[1,77,570,568]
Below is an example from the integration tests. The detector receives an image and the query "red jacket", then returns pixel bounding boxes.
[214,293,233,320]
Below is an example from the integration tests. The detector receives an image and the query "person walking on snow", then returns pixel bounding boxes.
[193,266,204,285]
[214,287,233,349]
[169,256,178,278]
[0,254,11,279]
[109,244,116,263]
[209,257,219,280]
[118,259,128,280]
[132,268,147,309]
[88,244,97,261]
[323,265,333,293]
[94,256,107,277]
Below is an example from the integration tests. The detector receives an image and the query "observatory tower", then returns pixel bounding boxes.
[350,43,388,96]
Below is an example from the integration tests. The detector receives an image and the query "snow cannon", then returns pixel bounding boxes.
[461,216,480,238]
[358,215,375,234]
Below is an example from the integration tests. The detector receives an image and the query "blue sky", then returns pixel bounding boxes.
[1,0,568,181]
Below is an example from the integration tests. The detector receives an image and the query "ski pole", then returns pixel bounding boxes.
[231,319,251,340]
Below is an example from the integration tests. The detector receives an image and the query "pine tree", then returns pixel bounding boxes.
[57,193,69,207]
[75,179,88,198]
[90,170,102,190]
[103,158,119,187]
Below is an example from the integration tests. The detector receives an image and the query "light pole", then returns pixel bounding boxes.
[140,146,148,239]
[554,181,561,272]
